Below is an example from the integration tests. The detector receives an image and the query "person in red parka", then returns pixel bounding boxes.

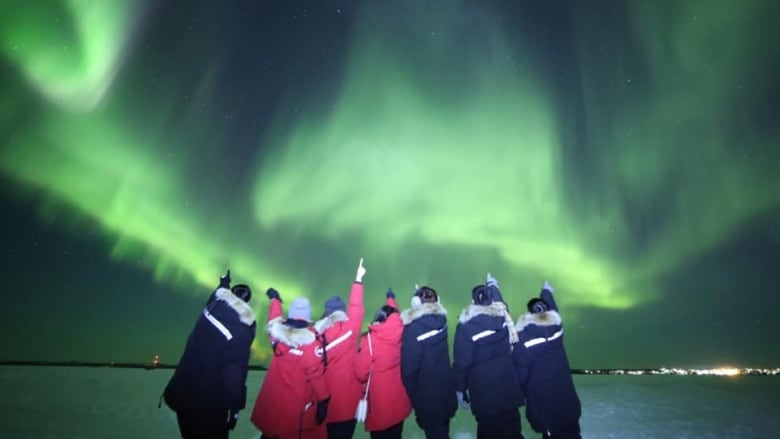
[354,289,412,439]
[251,289,330,439]
[313,258,367,439]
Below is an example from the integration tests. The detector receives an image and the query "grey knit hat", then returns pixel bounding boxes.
[288,297,312,321]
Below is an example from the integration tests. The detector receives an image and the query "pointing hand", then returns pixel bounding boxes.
[355,258,367,283]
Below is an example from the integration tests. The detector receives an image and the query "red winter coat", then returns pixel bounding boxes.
[312,282,365,423]
[354,297,411,432]
[251,298,328,439]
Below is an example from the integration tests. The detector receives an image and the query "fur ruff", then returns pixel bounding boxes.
[460,302,519,344]
[515,310,562,332]
[458,302,509,324]
[313,310,348,333]
[401,302,447,325]
[266,317,316,347]
[215,287,256,326]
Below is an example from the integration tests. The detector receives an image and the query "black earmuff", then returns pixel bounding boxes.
[471,285,491,306]
[232,284,252,303]
[527,298,549,314]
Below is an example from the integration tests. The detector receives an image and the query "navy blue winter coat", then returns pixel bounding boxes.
[400,302,457,428]
[453,301,523,419]
[164,287,256,413]
[513,288,581,433]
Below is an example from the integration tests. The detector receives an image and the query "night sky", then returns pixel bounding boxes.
[1,0,778,369]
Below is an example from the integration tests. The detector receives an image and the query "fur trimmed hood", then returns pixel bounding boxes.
[214,287,256,326]
[313,310,348,333]
[458,302,510,324]
[515,310,562,332]
[266,317,316,348]
[460,301,519,344]
[401,302,447,325]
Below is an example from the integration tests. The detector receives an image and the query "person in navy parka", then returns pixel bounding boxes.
[452,274,524,439]
[164,270,257,439]
[514,281,581,439]
[400,286,457,439]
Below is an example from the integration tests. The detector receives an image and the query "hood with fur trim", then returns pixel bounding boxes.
[401,302,447,325]
[266,317,316,348]
[515,310,562,332]
[214,287,256,326]
[458,302,510,324]
[460,301,519,344]
[313,310,348,333]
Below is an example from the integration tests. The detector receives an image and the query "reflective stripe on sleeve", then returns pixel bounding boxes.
[471,330,496,341]
[325,330,353,351]
[203,310,233,340]
[417,327,445,341]
[523,329,563,348]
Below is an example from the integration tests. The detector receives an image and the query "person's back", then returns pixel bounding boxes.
[354,292,411,438]
[400,286,457,439]
[164,272,256,438]
[453,281,524,439]
[514,281,581,439]
[312,259,366,439]
[454,294,523,414]
[251,291,329,439]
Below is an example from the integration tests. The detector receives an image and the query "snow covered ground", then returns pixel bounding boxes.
[1,366,777,438]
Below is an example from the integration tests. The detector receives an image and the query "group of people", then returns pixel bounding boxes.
[162,258,581,439]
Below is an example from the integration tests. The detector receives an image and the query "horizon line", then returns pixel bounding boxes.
[1,360,777,375]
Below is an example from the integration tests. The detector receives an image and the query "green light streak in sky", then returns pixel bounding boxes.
[254,0,779,313]
[253,2,635,310]
[0,107,308,362]
[0,0,777,362]
[0,0,144,111]
[574,0,780,284]
[1,112,206,283]
[0,1,307,316]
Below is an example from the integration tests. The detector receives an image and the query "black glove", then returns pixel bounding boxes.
[219,270,231,289]
[266,288,281,302]
[316,398,329,425]
[227,409,239,430]
[386,288,395,299]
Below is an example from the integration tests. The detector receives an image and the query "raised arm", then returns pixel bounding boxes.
[486,272,506,304]
[386,288,398,309]
[347,258,366,333]
[540,280,559,311]
[203,269,232,306]
[265,288,283,323]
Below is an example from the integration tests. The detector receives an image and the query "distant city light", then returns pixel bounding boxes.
[574,367,780,376]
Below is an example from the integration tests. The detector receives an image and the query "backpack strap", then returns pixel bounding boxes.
[318,333,329,367]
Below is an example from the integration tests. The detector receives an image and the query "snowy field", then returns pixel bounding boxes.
[1,366,778,438]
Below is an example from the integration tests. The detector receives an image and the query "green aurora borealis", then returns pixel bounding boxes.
[0,0,778,367]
